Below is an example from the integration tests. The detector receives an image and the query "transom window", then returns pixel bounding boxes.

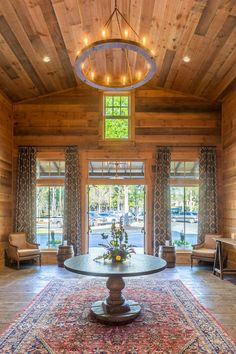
[104,95,130,139]
[171,161,199,179]
[89,161,144,179]
[37,160,65,178]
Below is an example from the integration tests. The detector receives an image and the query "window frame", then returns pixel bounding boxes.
[36,185,65,249]
[170,158,199,250]
[36,157,65,187]
[36,155,65,249]
[102,92,134,141]
[170,160,199,187]
[88,160,145,180]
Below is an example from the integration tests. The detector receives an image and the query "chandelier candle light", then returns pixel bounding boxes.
[75,1,157,91]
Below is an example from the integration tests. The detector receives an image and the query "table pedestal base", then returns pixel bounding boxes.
[91,300,141,324]
[91,275,141,324]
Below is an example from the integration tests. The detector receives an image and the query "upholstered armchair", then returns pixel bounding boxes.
[191,234,222,268]
[7,232,41,269]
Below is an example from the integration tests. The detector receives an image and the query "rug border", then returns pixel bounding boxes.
[0,279,55,336]
[174,277,236,346]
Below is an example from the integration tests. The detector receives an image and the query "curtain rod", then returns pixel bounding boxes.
[156,145,218,148]
[17,144,217,148]
[18,145,70,148]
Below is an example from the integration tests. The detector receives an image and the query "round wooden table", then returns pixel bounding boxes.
[64,254,167,324]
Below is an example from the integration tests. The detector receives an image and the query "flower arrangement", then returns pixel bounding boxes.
[94,220,136,263]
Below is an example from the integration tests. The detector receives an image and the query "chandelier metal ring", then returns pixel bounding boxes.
[75,39,157,91]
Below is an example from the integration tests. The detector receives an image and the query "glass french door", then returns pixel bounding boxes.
[87,184,145,255]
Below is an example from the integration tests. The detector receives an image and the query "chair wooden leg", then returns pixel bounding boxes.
[17,260,20,270]
[191,256,193,268]
[39,255,41,267]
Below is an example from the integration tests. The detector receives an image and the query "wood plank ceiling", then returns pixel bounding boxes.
[0,0,235,102]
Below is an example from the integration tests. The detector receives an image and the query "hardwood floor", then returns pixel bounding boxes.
[0,264,236,340]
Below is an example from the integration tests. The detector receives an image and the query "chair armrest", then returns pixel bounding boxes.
[26,242,40,249]
[9,243,18,250]
[192,242,205,250]
[8,243,19,259]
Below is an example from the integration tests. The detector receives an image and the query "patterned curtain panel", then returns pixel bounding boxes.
[198,147,218,243]
[153,147,171,256]
[15,147,37,243]
[64,146,81,255]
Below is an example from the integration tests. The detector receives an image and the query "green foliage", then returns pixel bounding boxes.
[94,221,136,263]
[47,239,61,246]
[173,240,191,247]
[37,186,64,218]
[88,185,144,214]
[170,186,199,213]
[105,118,129,139]
[105,95,129,139]
[105,96,128,112]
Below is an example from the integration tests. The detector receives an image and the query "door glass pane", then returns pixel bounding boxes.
[88,185,145,255]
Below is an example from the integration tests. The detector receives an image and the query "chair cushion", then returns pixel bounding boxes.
[18,249,40,257]
[204,234,222,249]
[9,233,27,249]
[192,248,215,258]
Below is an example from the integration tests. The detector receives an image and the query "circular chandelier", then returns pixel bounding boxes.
[75,1,157,91]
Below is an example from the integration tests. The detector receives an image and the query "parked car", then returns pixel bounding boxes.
[171,212,198,223]
[98,212,119,224]
[51,217,63,227]
[89,211,100,226]
[110,212,123,223]
[137,212,144,221]
[38,218,63,228]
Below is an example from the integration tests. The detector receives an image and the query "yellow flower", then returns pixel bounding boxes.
[116,255,121,261]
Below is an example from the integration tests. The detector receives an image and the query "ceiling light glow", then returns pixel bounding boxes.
[183,56,191,63]
[43,56,50,63]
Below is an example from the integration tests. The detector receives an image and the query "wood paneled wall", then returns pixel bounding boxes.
[135,89,221,147]
[222,91,236,266]
[0,93,13,267]
[13,88,221,149]
[12,87,222,256]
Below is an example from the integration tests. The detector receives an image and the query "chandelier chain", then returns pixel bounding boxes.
[116,8,141,40]
[103,2,141,41]
[115,10,133,84]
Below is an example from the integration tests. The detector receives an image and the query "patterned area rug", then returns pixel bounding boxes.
[0,278,235,353]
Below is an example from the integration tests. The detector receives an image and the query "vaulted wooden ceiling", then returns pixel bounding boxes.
[0,0,235,102]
